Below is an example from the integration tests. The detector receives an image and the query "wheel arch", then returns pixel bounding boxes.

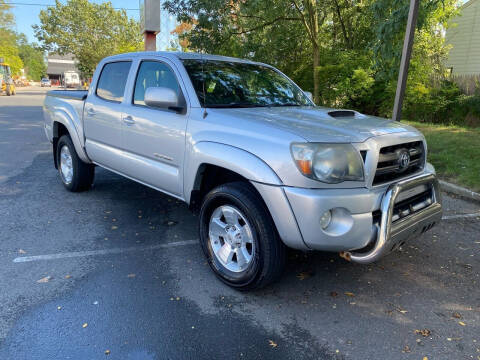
[51,112,90,166]
[184,141,282,206]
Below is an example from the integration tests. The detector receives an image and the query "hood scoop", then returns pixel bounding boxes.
[328,110,356,118]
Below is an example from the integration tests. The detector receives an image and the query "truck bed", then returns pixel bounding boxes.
[46,90,88,101]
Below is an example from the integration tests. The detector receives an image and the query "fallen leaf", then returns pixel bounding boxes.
[18,249,26,254]
[104,349,110,355]
[423,357,428,360]
[82,323,88,328]
[458,321,466,326]
[37,276,52,283]
[415,329,431,337]
[447,337,462,341]
[452,312,462,319]
[402,345,411,353]
[57,306,62,310]
[268,340,278,348]
[127,273,136,278]
[344,292,355,297]
[296,271,313,280]
[65,275,71,279]
[330,291,338,297]
[111,226,118,230]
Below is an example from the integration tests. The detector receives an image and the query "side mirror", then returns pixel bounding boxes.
[304,91,313,101]
[144,87,182,111]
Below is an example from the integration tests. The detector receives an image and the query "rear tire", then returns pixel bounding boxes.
[56,135,94,192]
[199,182,286,290]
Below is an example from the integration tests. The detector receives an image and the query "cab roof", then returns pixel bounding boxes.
[102,51,266,66]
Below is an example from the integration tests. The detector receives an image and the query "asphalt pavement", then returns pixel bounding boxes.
[0,87,479,360]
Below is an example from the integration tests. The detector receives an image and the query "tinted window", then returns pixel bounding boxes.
[182,60,312,108]
[133,61,180,105]
[96,61,132,102]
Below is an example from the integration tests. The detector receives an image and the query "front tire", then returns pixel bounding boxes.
[56,135,94,192]
[199,182,286,290]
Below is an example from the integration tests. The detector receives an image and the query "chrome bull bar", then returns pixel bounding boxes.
[341,173,443,264]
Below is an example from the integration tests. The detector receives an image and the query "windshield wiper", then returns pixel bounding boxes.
[206,103,270,108]
[268,103,302,107]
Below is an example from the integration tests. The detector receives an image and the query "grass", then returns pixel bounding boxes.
[406,121,480,192]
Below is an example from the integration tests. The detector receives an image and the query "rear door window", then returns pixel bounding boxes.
[96,61,132,102]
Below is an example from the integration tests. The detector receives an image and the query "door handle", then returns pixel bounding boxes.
[86,108,96,116]
[123,115,136,125]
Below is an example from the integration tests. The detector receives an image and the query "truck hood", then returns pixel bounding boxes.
[210,106,419,143]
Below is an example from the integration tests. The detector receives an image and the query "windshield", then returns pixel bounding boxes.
[182,59,313,108]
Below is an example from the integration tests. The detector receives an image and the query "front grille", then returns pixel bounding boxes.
[373,141,424,185]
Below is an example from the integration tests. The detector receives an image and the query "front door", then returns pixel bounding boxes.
[121,59,188,198]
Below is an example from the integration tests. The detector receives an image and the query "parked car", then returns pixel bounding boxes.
[43,52,443,290]
[41,78,52,87]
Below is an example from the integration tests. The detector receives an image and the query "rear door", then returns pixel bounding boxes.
[84,61,132,171]
[120,58,189,198]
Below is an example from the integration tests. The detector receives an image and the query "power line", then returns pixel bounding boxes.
[5,2,139,10]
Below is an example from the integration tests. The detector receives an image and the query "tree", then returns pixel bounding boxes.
[164,0,330,103]
[34,0,143,77]
[0,1,23,74]
[0,0,14,29]
[17,35,47,81]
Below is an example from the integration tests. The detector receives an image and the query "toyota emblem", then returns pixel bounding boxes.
[398,150,410,171]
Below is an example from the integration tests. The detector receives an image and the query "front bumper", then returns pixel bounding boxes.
[283,172,442,263]
[343,173,442,263]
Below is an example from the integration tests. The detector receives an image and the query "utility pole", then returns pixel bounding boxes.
[140,0,161,51]
[392,0,419,122]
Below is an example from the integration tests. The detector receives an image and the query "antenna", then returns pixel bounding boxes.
[201,53,208,119]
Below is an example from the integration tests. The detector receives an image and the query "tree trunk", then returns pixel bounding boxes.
[313,42,319,104]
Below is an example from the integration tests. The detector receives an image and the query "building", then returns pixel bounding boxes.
[445,0,480,75]
[46,54,79,84]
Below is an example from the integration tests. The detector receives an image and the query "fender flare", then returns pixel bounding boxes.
[184,141,282,203]
[52,109,90,164]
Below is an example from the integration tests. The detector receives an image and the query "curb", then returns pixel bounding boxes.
[439,180,480,203]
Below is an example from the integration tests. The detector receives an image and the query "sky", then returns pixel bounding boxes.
[8,0,178,50]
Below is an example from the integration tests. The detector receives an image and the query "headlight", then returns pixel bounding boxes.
[291,143,364,183]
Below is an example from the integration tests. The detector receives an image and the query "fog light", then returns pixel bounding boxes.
[320,210,332,229]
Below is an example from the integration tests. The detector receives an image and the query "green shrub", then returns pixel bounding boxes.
[403,80,480,127]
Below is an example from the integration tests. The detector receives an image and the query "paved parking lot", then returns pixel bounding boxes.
[1,87,479,360]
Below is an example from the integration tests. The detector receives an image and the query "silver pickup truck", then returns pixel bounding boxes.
[43,52,443,290]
